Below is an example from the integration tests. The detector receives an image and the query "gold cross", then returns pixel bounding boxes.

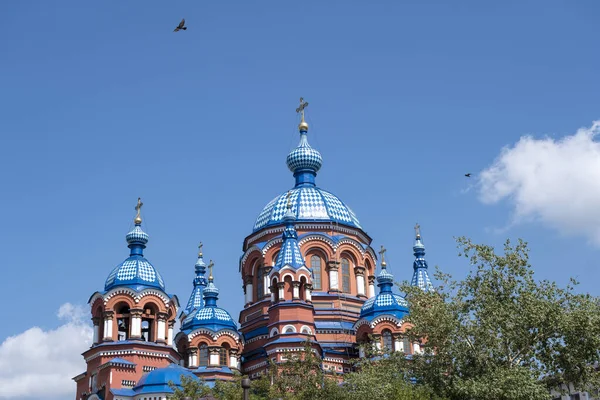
[198,241,203,257]
[208,260,214,281]
[134,197,143,224]
[379,245,387,267]
[296,97,309,122]
[414,223,421,238]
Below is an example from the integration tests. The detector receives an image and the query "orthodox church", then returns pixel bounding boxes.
[73,101,435,400]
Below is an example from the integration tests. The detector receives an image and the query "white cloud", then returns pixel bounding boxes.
[0,303,92,400]
[478,120,600,244]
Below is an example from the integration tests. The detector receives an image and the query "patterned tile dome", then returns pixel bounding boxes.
[253,186,361,231]
[105,256,165,292]
[181,269,238,332]
[360,255,409,321]
[104,222,166,292]
[181,305,238,332]
[360,292,409,321]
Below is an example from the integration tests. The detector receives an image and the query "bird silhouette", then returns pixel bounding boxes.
[465,173,472,178]
[173,19,187,32]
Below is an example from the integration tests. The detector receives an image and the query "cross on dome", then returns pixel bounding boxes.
[379,245,387,268]
[296,97,309,132]
[134,197,143,225]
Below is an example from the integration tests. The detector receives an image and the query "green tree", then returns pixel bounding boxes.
[168,375,212,399]
[401,237,600,400]
[342,348,444,400]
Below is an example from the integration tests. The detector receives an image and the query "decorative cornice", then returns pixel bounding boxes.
[187,328,240,343]
[102,287,173,308]
[85,348,178,364]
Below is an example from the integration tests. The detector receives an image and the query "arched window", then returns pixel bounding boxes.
[301,326,312,335]
[382,330,393,351]
[310,255,322,290]
[116,304,130,341]
[272,278,279,302]
[199,344,208,367]
[256,264,264,301]
[219,348,228,366]
[341,258,351,293]
[283,325,296,334]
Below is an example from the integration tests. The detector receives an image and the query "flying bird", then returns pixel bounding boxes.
[173,19,187,32]
[465,173,472,178]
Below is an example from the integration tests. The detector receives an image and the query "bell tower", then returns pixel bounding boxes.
[73,199,180,400]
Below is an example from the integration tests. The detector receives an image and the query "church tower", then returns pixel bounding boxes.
[74,199,180,400]
[239,99,378,376]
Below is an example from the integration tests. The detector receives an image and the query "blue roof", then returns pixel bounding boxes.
[132,364,198,394]
[181,305,238,332]
[273,207,305,271]
[243,326,268,341]
[104,223,166,292]
[314,321,355,331]
[107,357,136,366]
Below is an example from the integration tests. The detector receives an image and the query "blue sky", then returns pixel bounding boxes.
[1,1,600,397]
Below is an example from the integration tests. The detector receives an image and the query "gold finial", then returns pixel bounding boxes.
[379,245,387,268]
[208,260,214,281]
[296,97,309,131]
[198,241,203,257]
[414,223,421,239]
[134,197,143,224]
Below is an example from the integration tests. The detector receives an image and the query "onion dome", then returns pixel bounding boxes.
[286,129,323,177]
[252,98,361,232]
[411,225,435,292]
[273,198,305,270]
[360,246,409,321]
[104,199,166,292]
[182,243,208,316]
[181,261,238,332]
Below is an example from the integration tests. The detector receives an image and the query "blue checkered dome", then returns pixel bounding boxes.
[181,273,238,333]
[360,257,409,321]
[253,122,363,232]
[286,131,323,174]
[253,187,362,231]
[104,223,166,292]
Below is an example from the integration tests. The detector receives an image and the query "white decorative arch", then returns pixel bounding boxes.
[282,325,297,334]
[300,325,312,335]
[240,245,263,266]
[270,328,279,337]
[370,315,404,328]
[280,272,295,282]
[336,237,367,256]
[262,237,284,256]
[353,318,370,330]
[298,234,337,250]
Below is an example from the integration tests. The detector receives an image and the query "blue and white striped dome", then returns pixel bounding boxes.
[253,187,361,231]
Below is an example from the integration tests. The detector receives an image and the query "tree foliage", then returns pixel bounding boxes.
[401,237,600,400]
